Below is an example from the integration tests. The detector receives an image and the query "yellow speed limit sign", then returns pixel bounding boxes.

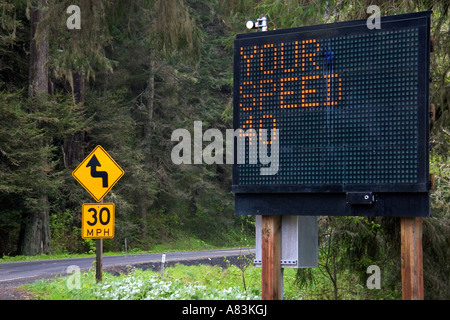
[82,203,115,239]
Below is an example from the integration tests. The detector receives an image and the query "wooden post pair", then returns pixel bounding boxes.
[261,215,424,300]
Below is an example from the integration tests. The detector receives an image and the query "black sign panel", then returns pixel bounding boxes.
[233,12,431,217]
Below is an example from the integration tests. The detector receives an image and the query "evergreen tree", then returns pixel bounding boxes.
[18,0,51,255]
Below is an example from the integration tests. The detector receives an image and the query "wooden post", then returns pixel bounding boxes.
[96,238,103,282]
[401,217,424,300]
[261,215,282,300]
[96,199,104,283]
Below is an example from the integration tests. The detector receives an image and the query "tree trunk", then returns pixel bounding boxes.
[20,0,51,255]
[139,204,147,246]
[138,56,156,244]
[20,205,51,255]
[28,0,49,100]
[143,58,155,141]
[63,72,85,169]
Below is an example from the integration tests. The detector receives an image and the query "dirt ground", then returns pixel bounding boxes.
[0,287,36,300]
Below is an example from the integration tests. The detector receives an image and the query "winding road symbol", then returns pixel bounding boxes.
[86,155,108,188]
[72,145,124,202]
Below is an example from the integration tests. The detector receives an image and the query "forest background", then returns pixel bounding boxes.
[0,0,448,299]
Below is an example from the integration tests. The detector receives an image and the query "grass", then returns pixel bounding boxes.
[24,260,399,300]
[25,263,262,300]
[23,258,309,300]
[25,263,318,300]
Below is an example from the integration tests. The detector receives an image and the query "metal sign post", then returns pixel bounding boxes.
[160,252,166,278]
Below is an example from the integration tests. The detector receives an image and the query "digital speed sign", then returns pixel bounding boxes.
[232,12,431,217]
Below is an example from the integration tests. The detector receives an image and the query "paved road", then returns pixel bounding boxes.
[0,247,255,289]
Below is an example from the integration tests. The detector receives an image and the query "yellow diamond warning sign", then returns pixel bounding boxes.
[72,145,124,202]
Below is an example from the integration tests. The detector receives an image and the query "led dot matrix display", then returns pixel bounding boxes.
[233,12,431,195]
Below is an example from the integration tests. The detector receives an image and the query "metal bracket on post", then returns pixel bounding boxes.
[255,215,318,269]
